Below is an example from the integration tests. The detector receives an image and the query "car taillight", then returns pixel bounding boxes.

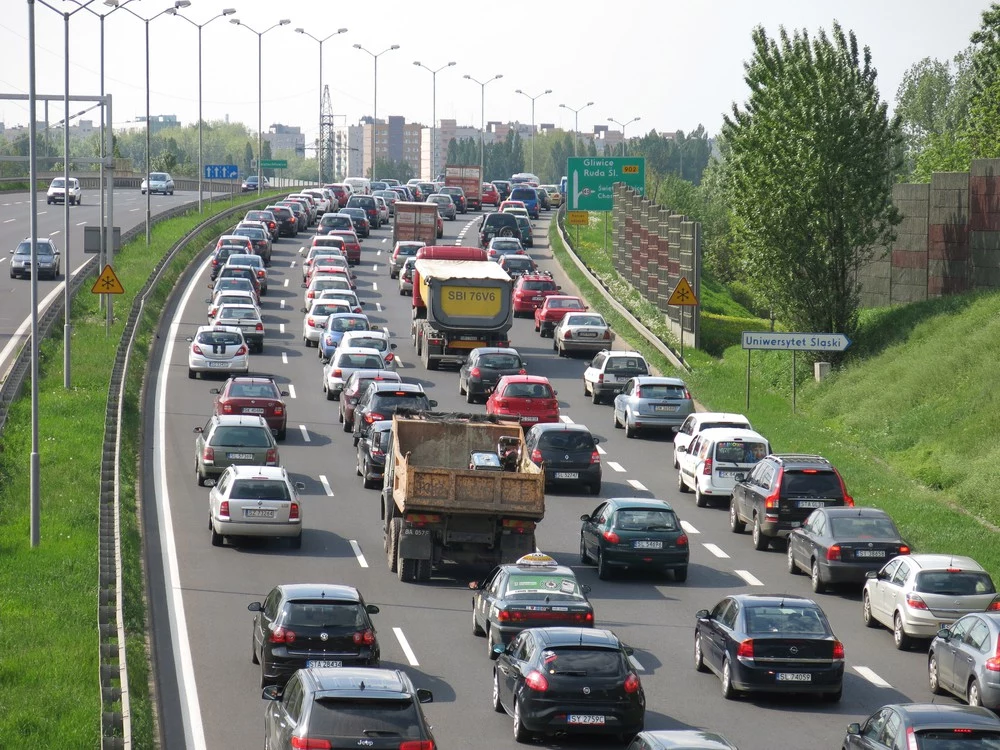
[364,412,385,424]
[192,344,204,355]
[307,317,316,327]
[235,345,248,356]
[602,530,620,544]
[906,593,928,610]
[470,367,481,378]
[270,625,296,644]
[290,736,330,749]
[988,596,1000,612]
[307,291,316,299]
[384,352,394,362]
[898,545,910,555]
[684,389,692,399]
[518,368,526,374]
[623,672,641,694]
[219,500,229,518]
[832,640,845,660]
[677,534,688,547]
[702,457,713,476]
[764,468,783,508]
[987,637,1000,671]
[265,448,277,465]
[221,403,233,413]
[524,670,548,692]
[826,544,841,561]
[834,471,853,506]
[202,446,214,462]
[289,502,299,520]
[736,639,754,659]
[590,450,601,464]
[352,628,376,645]
[255,323,263,332]
[530,449,543,463]
[563,329,572,339]
[398,742,434,750]
[257,270,265,278]
[603,329,611,340]
[333,369,342,377]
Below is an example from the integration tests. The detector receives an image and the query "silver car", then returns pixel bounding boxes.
[427,194,457,220]
[928,612,1000,710]
[611,376,695,438]
[10,237,60,280]
[194,414,279,486]
[225,253,268,294]
[863,554,1000,649]
[553,312,614,357]
[141,171,174,195]
[398,257,417,295]
[323,346,387,400]
[214,304,265,353]
[208,465,305,548]
[187,325,249,379]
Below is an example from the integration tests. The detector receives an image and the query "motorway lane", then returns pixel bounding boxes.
[148,207,948,750]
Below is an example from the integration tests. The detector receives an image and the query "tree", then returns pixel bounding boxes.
[374,158,415,183]
[722,23,902,339]
[967,4,1000,157]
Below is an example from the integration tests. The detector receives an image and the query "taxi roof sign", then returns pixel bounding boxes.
[515,553,558,567]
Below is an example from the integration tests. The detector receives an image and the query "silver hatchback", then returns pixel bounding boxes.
[612,376,695,438]
[928,612,1000,710]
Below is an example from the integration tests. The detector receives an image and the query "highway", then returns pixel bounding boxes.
[144,207,947,750]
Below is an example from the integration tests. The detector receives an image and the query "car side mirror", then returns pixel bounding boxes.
[847,723,861,736]
[185,336,194,343]
[207,283,213,289]
[300,307,307,313]
[866,570,880,579]
[676,445,687,453]
[204,298,212,304]
[247,601,263,612]
[623,645,635,656]
[492,644,506,657]
[193,426,203,434]
[280,390,289,397]
[428,400,438,408]
[580,514,591,522]
[261,685,282,701]
[390,343,397,349]
[366,604,380,615]
[300,283,307,288]
[204,478,216,488]
[936,627,951,640]
[416,688,434,704]
[695,609,711,620]
[359,301,366,306]
[553,390,558,396]
[294,482,306,491]
[581,584,592,595]
[209,388,221,395]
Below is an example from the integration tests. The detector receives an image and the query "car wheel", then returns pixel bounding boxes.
[210,523,223,547]
[473,607,485,637]
[677,470,690,494]
[694,632,708,672]
[259,660,270,689]
[492,670,505,713]
[513,699,532,744]
[588,481,600,496]
[862,592,878,628]
[325,383,334,401]
[613,409,621,429]
[580,534,592,564]
[824,687,842,703]
[894,613,913,650]
[811,559,827,593]
[362,462,378,490]
[729,501,746,533]
[928,652,944,694]
[787,544,801,574]
[969,677,983,707]
[356,451,363,477]
[624,415,636,438]
[342,415,353,433]
[276,427,286,441]
[534,320,540,332]
[338,409,344,423]
[674,566,688,583]
[721,657,739,700]
[597,548,611,580]
[465,387,476,404]
[188,369,196,379]
[591,389,601,405]
[458,378,466,396]
[752,515,769,551]
[487,627,500,660]
[251,633,259,664]
[289,533,302,550]
[695,487,709,508]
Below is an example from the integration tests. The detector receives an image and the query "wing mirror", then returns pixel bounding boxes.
[416,688,433,704]
[261,685,282,701]
[247,601,263,612]
[468,581,482,590]
[209,388,221,395]
[204,298,212,304]
[695,609,711,620]
[293,482,306,491]
[734,472,746,482]
[300,307,308,313]
[676,445,687,453]
[300,283,307,288]
[366,604,380,615]
[192,426,203,433]
[280,390,289,397]
[580,514,591,522]
[390,343,397,349]
[846,723,861,736]
[936,627,951,640]
[185,336,194,342]
[865,570,879,579]
[428,400,439,408]
[204,478,216,488]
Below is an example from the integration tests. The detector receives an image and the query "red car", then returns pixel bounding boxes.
[212,375,289,441]
[328,229,362,265]
[534,295,587,337]
[481,182,500,207]
[486,375,560,426]
[512,274,561,316]
[325,183,350,207]
[338,369,402,432]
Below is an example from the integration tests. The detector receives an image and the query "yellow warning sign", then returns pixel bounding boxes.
[667,276,698,306]
[91,265,125,295]
[567,210,589,226]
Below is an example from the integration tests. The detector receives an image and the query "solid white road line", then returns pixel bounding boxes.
[559,414,574,424]
[735,569,764,586]
[349,540,369,568]
[393,628,420,666]
[288,384,297,399]
[607,462,626,473]
[680,520,700,535]
[703,543,730,559]
[319,475,334,496]
[50,229,60,235]
[853,666,891,688]
[298,425,311,442]
[627,479,648,492]
[281,352,288,365]
[3,218,15,223]
[394,356,404,367]
[595,444,606,455]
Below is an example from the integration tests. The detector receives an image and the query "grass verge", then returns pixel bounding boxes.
[550,217,1000,578]
[0,193,276,747]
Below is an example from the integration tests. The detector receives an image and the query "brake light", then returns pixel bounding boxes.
[497,609,510,622]
[235,345,248,356]
[702,457,713,476]
[899,545,910,555]
[826,544,841,561]
[202,446,214,463]
[602,530,620,544]
[684,389,692,399]
[290,736,329,749]
[597,373,604,384]
[289,502,299,520]
[270,625,296,644]
[221,402,233,414]
[832,640,845,660]
[906,593,928,610]
[603,330,611,340]
[986,636,1000,671]
[764,467,783,508]
[623,672,641,694]
[219,500,229,518]
[677,534,688,547]
[563,329,572,339]
[590,450,601,464]
[524,670,548,692]
[364,412,385,424]
[257,270,265,278]
[834,470,853,506]
[530,449,543,463]
[736,639,754,659]
[907,727,918,750]
[988,596,1000,612]
[352,628,376,645]
[384,352,394,362]
[255,322,263,332]
[192,344,204,355]
[333,369,342,377]
[265,448,277,465]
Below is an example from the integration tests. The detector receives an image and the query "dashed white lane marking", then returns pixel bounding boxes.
[596,444,606,455]
[372,264,378,272]
[289,260,297,268]
[627,479,648,492]
[279,323,285,334]
[281,352,288,365]
[394,356,404,367]
[607,462,626,473]
[628,655,645,672]
[376,249,382,256]
[559,415,574,424]
[298,425,311,442]
[288,384,297,399]
[375,302,383,312]
[703,543,730,559]
[349,540,369,568]
[393,628,420,666]
[280,300,286,309]
[130,207,140,212]
[735,569,764,586]
[680,520,699,535]
[76,220,87,226]
[381,238,387,243]
[2,218,15,223]
[319,475,334,496]
[854,666,891,688]
[372,282,378,291]
[283,278,289,287]
[50,229,60,235]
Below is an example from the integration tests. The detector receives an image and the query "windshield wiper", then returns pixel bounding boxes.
[362,730,402,737]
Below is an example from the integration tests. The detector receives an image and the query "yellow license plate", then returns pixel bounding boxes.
[440,286,502,318]
[449,340,485,349]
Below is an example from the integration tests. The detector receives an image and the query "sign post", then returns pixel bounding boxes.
[667,277,699,363]
[740,331,852,412]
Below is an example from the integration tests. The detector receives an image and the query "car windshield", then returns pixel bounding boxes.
[605,357,648,374]
[151,173,168,181]
[537,431,594,452]
[15,242,54,257]
[829,516,899,538]
[505,573,581,597]
[229,479,289,501]
[328,317,369,332]
[503,258,534,270]
[521,280,556,291]
[492,241,521,252]
[229,382,279,399]
[744,605,830,636]
[614,509,678,531]
[914,571,996,596]
[780,471,843,498]
[210,426,271,447]
[913,731,1000,748]
[338,354,385,369]
[504,383,553,399]
[308,698,422,738]
[565,315,605,327]
[51,179,65,188]
[196,331,242,346]
[715,440,769,464]
[540,648,624,675]
[478,354,521,370]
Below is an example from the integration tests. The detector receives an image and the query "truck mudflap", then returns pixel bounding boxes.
[398,526,433,559]
[500,532,536,563]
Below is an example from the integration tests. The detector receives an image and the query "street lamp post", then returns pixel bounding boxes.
[413,60,455,181]
[295,26,348,186]
[175,7,238,213]
[514,88,551,175]
[608,116,641,157]
[353,43,400,180]
[463,73,502,187]
[559,101,594,157]
[230,17,291,193]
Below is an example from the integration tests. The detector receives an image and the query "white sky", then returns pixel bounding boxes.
[0,0,987,145]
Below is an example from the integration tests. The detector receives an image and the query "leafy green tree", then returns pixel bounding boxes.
[244,142,254,173]
[967,4,1000,157]
[374,158,415,183]
[722,23,902,339]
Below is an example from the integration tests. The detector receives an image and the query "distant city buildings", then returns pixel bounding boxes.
[264,124,305,158]
[113,114,180,136]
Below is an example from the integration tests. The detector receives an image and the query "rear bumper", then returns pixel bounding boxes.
[543,464,602,487]
[560,338,612,353]
[730,659,844,695]
[628,411,685,430]
[519,696,644,736]
[817,558,888,585]
[212,518,301,538]
[602,546,688,569]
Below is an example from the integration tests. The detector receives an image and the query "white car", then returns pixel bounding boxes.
[502,206,530,221]
[316,288,364,314]
[582,351,650,404]
[208,465,305,548]
[302,299,352,347]
[676,427,771,507]
[225,253,268,294]
[672,412,752,468]
[553,312,613,357]
[141,171,174,195]
[187,325,249,379]
[374,195,390,225]
[300,242,347,282]
[339,330,398,369]
[322,346,388,400]
[302,188,332,214]
[46,177,82,205]
[304,274,352,306]
[206,289,258,320]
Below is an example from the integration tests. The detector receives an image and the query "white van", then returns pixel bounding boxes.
[344,177,371,195]
[676,427,770,508]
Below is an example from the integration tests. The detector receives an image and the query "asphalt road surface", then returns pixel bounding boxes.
[145,206,944,750]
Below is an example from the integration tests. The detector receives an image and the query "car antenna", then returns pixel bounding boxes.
[359,680,366,691]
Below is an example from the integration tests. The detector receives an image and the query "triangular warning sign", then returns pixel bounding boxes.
[667,276,698,306]
[91,264,125,295]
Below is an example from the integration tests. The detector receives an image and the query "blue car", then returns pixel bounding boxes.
[509,186,540,219]
[318,313,371,361]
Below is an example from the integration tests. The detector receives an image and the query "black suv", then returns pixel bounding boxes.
[266,205,297,237]
[319,212,354,234]
[479,211,521,248]
[525,423,602,495]
[351,382,436,444]
[262,667,435,748]
[729,454,852,551]
[346,195,380,228]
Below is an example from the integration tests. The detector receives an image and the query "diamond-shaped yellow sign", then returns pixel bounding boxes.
[91,265,124,295]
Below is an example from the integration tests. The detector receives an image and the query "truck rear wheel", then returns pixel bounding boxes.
[398,556,417,582]
[415,558,432,582]
[387,517,401,573]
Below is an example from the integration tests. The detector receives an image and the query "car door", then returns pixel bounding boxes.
[882,558,911,626]
[846,707,889,749]
[497,631,530,709]
[678,434,704,490]
[584,352,605,389]
[734,462,764,522]
[254,588,282,660]
[582,502,609,560]
[476,567,503,631]
[613,379,633,423]
[674,416,697,464]
[269,672,303,749]
[953,617,990,696]
[794,510,825,572]
[701,599,732,671]
[937,616,973,692]
[868,558,901,625]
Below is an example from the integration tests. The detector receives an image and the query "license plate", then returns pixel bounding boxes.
[242,408,265,414]
[521,416,539,422]
[532,297,543,302]
[854,549,886,558]
[716,470,738,477]
[654,404,679,412]
[306,660,342,668]
[568,715,605,725]
[798,500,825,509]
[776,673,812,682]
[578,331,597,338]
[227,453,254,460]
[554,472,578,479]
[243,508,276,519]
[208,361,230,368]
[633,540,663,549]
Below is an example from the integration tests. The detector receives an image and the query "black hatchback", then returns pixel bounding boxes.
[459,346,526,403]
[580,498,690,581]
[266,205,297,237]
[492,627,645,744]
[248,583,380,688]
[525,423,602,495]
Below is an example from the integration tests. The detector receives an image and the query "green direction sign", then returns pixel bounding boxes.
[566,157,645,211]
[260,159,288,169]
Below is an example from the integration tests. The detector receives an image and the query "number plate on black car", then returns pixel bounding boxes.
[776,673,812,682]
[798,500,825,509]
[306,660,342,668]
[633,540,663,549]
[568,715,605,725]
[854,549,886,558]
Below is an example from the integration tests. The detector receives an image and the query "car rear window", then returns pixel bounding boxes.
[715,440,769,464]
[339,354,385,369]
[914,571,996,596]
[613,509,678,531]
[780,470,843,498]
[511,188,537,201]
[328,317,369,332]
[345,337,386,351]
[229,383,279,399]
[550,299,584,309]
[210,426,272,447]
[520,280,556,292]
[605,357,648,374]
[504,383,553,399]
[281,601,367,629]
[308,698,422,737]
[537,431,594,452]
[541,648,625,675]
[828,516,898,538]
[371,393,430,410]
[914,731,1000,748]
[564,315,605,327]
[699,420,751,432]
[744,605,830,636]
[506,574,581,597]
[230,479,289,501]
[479,354,521,370]
[313,304,348,317]
[219,307,259,321]
[196,331,243,346]
[503,258,535,270]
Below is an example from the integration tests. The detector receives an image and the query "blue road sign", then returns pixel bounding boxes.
[204,164,239,180]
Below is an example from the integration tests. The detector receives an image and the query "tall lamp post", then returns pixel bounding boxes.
[463,73,502,187]
[174,6,238,213]
[413,60,455,181]
[559,101,594,157]
[514,88,551,175]
[608,116,640,157]
[295,26,348,186]
[230,16,291,193]
[353,43,400,180]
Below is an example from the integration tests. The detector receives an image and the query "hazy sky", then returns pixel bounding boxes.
[0,0,988,145]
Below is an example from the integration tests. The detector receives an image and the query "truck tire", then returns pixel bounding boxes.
[398,556,417,583]
[387,518,401,573]
[415,558,432,582]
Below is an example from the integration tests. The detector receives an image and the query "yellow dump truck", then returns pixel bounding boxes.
[381,413,545,582]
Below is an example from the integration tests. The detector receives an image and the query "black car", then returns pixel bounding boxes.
[627,730,739,750]
[844,703,1000,749]
[730,453,853,551]
[497,254,538,278]
[471,552,594,657]
[245,209,279,240]
[232,226,272,265]
[479,211,521,248]
[278,201,308,231]
[492,627,644,744]
[266,205,297,237]
[787,506,910,592]
[346,194,380,229]
[339,208,370,238]
[339,370,402,432]
[249,583,381,688]
[352,382,436,445]
[356,419,392,490]
[580,498,690,581]
[694,593,845,701]
[459,347,526,403]
[493,180,512,201]
[262,667,435,749]
[525,423,602,495]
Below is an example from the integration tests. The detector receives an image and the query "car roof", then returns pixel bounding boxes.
[225,465,287,480]
[498,375,550,385]
[694,427,768,442]
[210,414,268,426]
[904,554,986,571]
[303,667,413,696]
[501,561,578,578]
[604,497,676,512]
[277,583,362,602]
[473,347,519,356]
[636,730,739,750]
[226,375,279,386]
[372,382,423,393]
[517,274,554,283]
[890,703,1000,728]
[819,506,891,519]
[532,628,620,648]
[529,423,593,436]
[729,593,819,607]
[691,412,750,424]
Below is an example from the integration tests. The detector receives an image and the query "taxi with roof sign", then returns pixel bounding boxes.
[469,553,594,659]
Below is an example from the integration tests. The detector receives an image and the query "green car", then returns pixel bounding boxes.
[515,215,534,247]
